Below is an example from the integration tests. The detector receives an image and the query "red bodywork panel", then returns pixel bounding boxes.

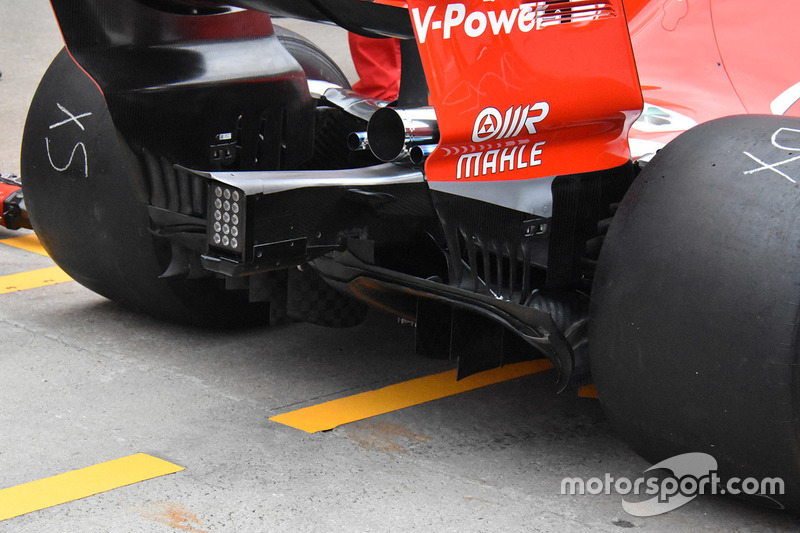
[712,0,800,116]
[374,0,800,160]
[406,0,643,183]
[627,0,800,151]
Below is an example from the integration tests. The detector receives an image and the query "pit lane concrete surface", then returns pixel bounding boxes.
[1,2,800,531]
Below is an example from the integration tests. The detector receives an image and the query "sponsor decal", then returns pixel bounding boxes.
[456,140,546,180]
[411,1,614,44]
[472,103,549,142]
[452,103,549,179]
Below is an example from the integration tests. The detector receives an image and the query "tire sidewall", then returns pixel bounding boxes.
[590,115,800,509]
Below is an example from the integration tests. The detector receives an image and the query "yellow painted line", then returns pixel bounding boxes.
[270,359,554,433]
[1,234,49,257]
[578,384,599,399]
[0,453,184,522]
[0,266,72,294]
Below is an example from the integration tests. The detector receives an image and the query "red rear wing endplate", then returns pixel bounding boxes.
[407,0,643,184]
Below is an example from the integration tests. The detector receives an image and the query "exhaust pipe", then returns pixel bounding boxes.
[408,144,436,166]
[347,131,369,152]
[364,106,439,162]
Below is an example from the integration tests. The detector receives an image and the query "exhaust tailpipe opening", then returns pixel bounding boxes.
[366,106,438,162]
[347,131,369,151]
[409,144,436,166]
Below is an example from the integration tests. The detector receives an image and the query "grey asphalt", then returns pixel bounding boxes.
[1,1,799,531]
